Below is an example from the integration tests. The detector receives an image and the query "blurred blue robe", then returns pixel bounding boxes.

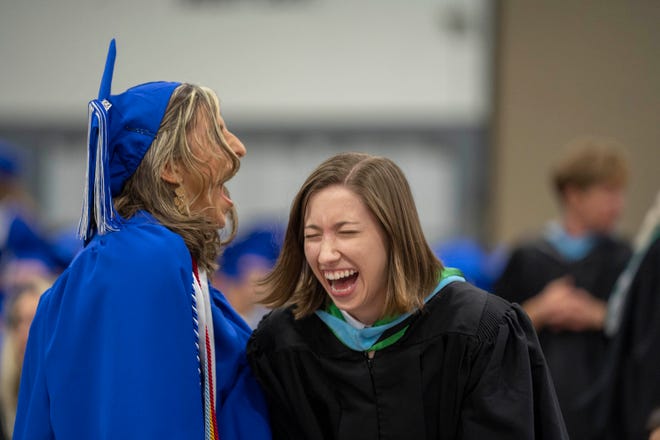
[14,212,271,439]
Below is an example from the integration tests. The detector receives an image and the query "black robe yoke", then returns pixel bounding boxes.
[247,282,568,439]
[493,235,631,440]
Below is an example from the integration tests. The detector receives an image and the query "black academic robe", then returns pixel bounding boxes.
[247,281,568,439]
[493,235,631,440]
[595,236,660,440]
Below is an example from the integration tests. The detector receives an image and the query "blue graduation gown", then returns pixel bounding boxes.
[14,212,271,439]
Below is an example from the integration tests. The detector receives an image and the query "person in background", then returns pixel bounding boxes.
[14,40,270,439]
[213,224,282,329]
[0,141,69,307]
[590,190,660,440]
[493,136,632,440]
[248,152,568,439]
[0,269,54,439]
[433,236,507,292]
[0,143,77,439]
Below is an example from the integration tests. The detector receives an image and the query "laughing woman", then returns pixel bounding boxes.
[247,152,568,439]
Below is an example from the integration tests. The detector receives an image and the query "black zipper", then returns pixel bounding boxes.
[364,351,381,438]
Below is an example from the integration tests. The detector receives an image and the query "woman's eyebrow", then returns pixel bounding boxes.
[304,221,359,231]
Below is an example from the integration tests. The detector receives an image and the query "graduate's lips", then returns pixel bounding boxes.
[220,185,234,207]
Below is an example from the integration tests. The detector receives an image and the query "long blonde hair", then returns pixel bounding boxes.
[260,152,443,319]
[114,84,240,273]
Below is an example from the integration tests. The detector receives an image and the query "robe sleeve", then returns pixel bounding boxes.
[459,300,569,439]
[246,311,320,440]
[15,225,205,439]
[210,287,271,440]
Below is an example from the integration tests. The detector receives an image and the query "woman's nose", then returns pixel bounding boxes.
[226,130,246,158]
[318,238,340,264]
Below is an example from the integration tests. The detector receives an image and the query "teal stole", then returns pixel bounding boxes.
[315,268,465,352]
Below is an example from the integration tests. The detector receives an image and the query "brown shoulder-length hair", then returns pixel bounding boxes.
[260,152,443,320]
[114,83,240,274]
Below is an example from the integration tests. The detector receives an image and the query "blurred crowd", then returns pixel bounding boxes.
[0,141,81,438]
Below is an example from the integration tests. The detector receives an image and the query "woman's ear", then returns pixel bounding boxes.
[161,161,182,184]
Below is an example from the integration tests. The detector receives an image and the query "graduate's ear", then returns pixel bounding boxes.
[161,160,182,184]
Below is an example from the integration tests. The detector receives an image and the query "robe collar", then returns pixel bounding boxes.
[544,221,597,262]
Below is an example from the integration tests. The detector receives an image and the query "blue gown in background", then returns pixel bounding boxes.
[13,211,271,439]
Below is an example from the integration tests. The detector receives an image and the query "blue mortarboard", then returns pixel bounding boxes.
[434,237,489,290]
[0,140,21,178]
[434,237,508,292]
[4,214,69,273]
[78,39,181,242]
[219,225,283,279]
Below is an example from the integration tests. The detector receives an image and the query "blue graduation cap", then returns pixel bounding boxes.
[0,140,21,179]
[219,224,283,280]
[434,237,489,290]
[78,39,181,242]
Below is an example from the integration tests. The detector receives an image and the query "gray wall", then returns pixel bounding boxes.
[0,0,490,126]
[0,0,493,244]
[492,0,660,245]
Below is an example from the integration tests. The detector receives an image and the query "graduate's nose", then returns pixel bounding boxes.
[226,130,246,158]
[318,238,340,264]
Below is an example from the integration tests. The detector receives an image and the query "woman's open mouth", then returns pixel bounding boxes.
[324,270,359,296]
